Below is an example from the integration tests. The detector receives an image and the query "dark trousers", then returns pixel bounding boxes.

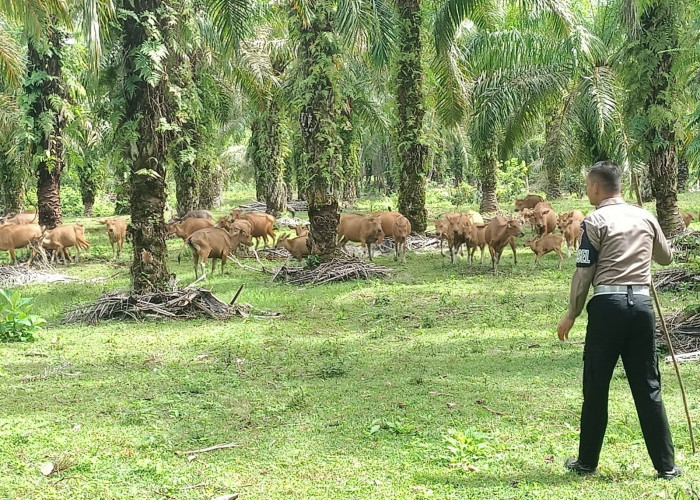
[578,294,675,472]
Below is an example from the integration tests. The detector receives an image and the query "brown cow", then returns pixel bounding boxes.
[229,210,276,248]
[484,216,524,275]
[275,233,310,264]
[216,217,254,254]
[98,217,127,259]
[373,211,403,238]
[514,194,544,212]
[557,210,585,232]
[0,223,43,264]
[520,208,537,233]
[293,225,310,237]
[337,213,384,260]
[682,212,694,228]
[186,226,247,278]
[392,215,411,264]
[562,221,583,258]
[434,218,451,257]
[531,202,556,237]
[445,214,471,264]
[40,224,90,264]
[168,217,215,262]
[0,212,38,226]
[524,234,565,270]
[181,209,212,220]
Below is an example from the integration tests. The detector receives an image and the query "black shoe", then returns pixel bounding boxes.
[564,457,596,476]
[657,465,682,480]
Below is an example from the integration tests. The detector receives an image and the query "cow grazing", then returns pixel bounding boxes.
[168,217,215,262]
[229,210,276,248]
[337,213,384,260]
[275,233,310,264]
[524,234,565,270]
[186,226,247,279]
[484,216,524,275]
[531,202,556,236]
[392,215,411,264]
[98,217,127,259]
[514,194,544,212]
[40,224,90,264]
[682,212,694,228]
[0,223,43,264]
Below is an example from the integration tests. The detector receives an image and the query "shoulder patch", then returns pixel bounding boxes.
[576,221,598,267]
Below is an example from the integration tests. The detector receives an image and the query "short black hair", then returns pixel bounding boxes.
[588,160,621,193]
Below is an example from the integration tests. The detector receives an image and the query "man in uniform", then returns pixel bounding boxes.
[557,161,681,479]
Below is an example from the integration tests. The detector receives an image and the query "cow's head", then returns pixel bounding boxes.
[506,218,525,237]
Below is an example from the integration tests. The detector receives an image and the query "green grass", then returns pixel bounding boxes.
[1,191,699,499]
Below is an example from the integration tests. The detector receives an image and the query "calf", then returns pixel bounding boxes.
[337,213,384,260]
[230,209,276,248]
[682,212,694,228]
[40,224,90,264]
[524,234,565,270]
[514,194,544,212]
[434,219,450,257]
[0,223,43,264]
[562,220,583,258]
[0,212,37,226]
[217,217,254,254]
[557,210,584,232]
[392,215,411,264]
[294,225,309,237]
[484,216,524,275]
[466,222,487,265]
[446,213,471,264]
[186,227,246,279]
[275,234,310,264]
[531,202,556,236]
[520,208,537,233]
[98,217,127,259]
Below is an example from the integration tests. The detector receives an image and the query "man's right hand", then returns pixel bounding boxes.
[558,316,575,341]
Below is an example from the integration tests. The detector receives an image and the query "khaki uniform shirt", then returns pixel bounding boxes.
[566,197,673,319]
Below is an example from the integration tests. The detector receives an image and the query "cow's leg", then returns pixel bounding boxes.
[366,241,373,261]
[509,236,517,265]
[10,248,17,265]
[439,237,444,257]
[556,248,563,270]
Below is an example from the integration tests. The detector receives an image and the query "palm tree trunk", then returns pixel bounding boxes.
[639,3,684,237]
[0,157,25,213]
[198,159,222,209]
[396,0,428,233]
[122,0,171,291]
[478,149,499,213]
[260,102,286,216]
[26,26,67,229]
[543,110,563,199]
[295,0,342,259]
[340,103,359,205]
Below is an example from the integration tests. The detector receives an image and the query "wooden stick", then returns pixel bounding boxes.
[174,442,239,456]
[632,171,696,453]
[230,284,244,305]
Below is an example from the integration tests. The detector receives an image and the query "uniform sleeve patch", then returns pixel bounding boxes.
[577,222,598,267]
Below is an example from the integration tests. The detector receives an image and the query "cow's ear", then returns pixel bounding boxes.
[542,209,550,215]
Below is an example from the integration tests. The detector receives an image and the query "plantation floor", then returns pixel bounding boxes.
[1,194,700,499]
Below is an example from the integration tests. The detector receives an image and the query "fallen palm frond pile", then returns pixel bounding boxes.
[657,308,700,354]
[376,235,440,254]
[273,257,394,285]
[64,286,279,324]
[670,231,700,263]
[653,268,700,291]
[0,265,79,286]
[276,217,310,229]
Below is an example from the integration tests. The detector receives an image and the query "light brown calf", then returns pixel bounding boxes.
[484,216,524,275]
[531,202,556,236]
[337,213,384,260]
[524,234,565,270]
[169,217,215,262]
[392,215,411,265]
[98,217,127,259]
[0,224,43,264]
[682,212,694,228]
[40,224,90,264]
[187,227,246,279]
[275,234,310,264]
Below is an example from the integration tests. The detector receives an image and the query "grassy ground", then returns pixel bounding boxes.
[1,189,700,499]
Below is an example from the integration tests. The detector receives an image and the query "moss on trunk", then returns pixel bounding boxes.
[395,0,427,233]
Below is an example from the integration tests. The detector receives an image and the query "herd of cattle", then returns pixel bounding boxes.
[0,197,697,276]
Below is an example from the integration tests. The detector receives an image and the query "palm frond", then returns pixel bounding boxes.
[434,0,500,55]
[79,0,114,69]
[0,0,71,37]
[517,0,574,38]
[0,20,25,86]
[431,46,472,126]
[205,0,253,50]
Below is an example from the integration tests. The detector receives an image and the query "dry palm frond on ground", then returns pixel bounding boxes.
[0,265,79,287]
[64,287,279,324]
[657,308,700,354]
[273,257,394,285]
[653,268,700,291]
